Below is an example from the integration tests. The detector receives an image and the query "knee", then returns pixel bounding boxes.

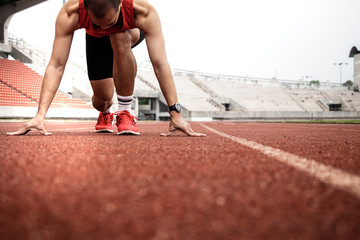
[110,32,132,54]
[92,95,113,112]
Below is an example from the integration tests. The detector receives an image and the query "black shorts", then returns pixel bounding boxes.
[85,30,145,80]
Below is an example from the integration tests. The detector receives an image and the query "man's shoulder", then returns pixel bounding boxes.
[64,0,80,16]
[133,0,154,20]
[56,0,80,32]
[133,0,152,14]
[133,0,148,5]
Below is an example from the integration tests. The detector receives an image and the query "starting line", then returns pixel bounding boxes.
[201,124,360,200]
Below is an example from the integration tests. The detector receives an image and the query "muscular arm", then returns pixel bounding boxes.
[7,0,80,136]
[36,1,79,119]
[134,0,178,107]
[134,0,205,137]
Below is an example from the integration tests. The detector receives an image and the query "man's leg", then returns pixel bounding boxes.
[91,78,116,133]
[90,78,114,113]
[109,29,140,96]
[110,29,142,135]
[86,34,115,132]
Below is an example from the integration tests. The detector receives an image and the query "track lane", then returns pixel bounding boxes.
[202,122,360,176]
[201,123,360,199]
[1,121,359,240]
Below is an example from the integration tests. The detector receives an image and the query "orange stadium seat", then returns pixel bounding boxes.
[0,82,37,107]
[0,59,93,109]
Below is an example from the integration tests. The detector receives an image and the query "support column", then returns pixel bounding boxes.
[353,54,360,89]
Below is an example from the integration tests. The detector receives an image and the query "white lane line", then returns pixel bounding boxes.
[201,124,360,199]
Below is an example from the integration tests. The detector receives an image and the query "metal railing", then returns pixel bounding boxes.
[8,33,49,66]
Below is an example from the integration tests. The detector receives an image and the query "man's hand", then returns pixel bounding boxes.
[161,112,206,137]
[7,117,51,136]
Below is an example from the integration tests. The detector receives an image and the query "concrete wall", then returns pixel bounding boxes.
[0,106,98,119]
[187,110,360,121]
[354,54,360,89]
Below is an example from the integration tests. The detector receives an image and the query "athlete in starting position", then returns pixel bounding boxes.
[8,0,205,137]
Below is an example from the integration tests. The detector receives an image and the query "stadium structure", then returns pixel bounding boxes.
[1,0,360,121]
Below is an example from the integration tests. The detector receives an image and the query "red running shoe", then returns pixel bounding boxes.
[115,110,140,135]
[95,112,114,133]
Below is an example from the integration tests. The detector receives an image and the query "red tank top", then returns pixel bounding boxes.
[79,0,135,37]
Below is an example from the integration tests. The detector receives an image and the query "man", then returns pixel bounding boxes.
[8,0,205,137]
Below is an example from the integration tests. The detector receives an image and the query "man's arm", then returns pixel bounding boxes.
[7,1,79,135]
[135,2,177,106]
[134,0,205,137]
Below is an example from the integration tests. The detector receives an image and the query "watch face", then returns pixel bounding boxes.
[175,103,182,112]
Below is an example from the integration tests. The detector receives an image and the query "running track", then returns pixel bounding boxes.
[0,121,359,240]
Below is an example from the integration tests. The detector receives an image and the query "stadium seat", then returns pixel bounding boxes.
[0,59,93,109]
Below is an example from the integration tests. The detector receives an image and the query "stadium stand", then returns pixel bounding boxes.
[137,67,161,90]
[173,74,221,112]
[0,58,92,109]
[0,80,37,107]
[3,54,360,120]
[135,76,156,91]
[137,68,222,112]
[201,76,304,111]
[285,89,327,111]
[1,34,360,120]
[135,66,360,120]
[340,90,360,111]
[26,60,95,103]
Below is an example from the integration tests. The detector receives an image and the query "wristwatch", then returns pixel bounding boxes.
[168,103,182,113]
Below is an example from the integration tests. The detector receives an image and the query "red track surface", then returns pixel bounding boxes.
[1,121,359,240]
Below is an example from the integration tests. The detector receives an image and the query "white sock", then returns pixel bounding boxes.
[117,95,132,112]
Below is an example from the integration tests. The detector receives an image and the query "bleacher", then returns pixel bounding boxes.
[137,68,220,111]
[202,76,304,111]
[134,76,156,91]
[285,89,325,111]
[2,31,359,120]
[136,66,360,114]
[337,90,360,111]
[137,68,160,90]
[173,74,220,111]
[2,56,360,120]
[0,81,37,107]
[0,59,93,109]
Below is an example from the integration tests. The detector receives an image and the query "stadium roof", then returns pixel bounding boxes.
[0,0,22,7]
[0,0,47,45]
[349,46,360,58]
